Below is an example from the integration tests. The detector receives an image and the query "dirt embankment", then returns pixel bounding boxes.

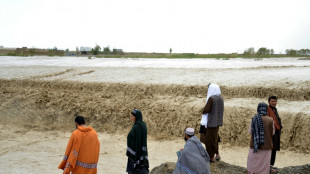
[0,79,309,153]
[150,162,310,174]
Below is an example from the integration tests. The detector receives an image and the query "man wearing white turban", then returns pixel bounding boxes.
[199,83,224,162]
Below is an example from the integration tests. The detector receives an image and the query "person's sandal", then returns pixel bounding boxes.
[215,156,221,161]
[270,166,278,173]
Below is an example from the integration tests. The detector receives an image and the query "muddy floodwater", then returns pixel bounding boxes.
[0,56,309,173]
[1,57,310,87]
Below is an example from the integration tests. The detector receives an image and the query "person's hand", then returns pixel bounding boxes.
[176,150,181,157]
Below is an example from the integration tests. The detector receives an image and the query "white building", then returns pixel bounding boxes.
[80,47,92,52]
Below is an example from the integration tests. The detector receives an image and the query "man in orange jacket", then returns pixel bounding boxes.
[58,116,100,174]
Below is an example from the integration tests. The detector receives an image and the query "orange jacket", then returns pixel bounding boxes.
[58,126,100,174]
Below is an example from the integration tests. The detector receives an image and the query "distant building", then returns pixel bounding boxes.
[0,46,16,50]
[15,47,64,56]
[65,51,76,56]
[113,49,124,54]
[15,47,30,55]
[80,46,92,54]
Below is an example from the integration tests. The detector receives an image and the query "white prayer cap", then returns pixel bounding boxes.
[185,128,195,136]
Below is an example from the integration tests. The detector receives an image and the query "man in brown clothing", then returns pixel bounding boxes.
[199,83,224,162]
[267,96,282,170]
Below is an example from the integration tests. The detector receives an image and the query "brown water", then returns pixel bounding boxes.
[0,57,309,173]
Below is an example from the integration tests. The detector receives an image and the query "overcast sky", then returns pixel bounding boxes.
[1,0,309,53]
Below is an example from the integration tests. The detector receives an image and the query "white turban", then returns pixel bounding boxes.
[200,84,221,127]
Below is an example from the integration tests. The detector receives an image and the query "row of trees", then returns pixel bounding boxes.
[76,45,121,55]
[243,47,275,55]
[285,49,310,56]
[243,47,310,56]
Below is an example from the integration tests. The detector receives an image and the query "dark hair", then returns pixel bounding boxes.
[268,96,277,102]
[75,116,85,125]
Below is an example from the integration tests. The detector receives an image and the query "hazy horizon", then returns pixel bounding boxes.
[1,0,310,54]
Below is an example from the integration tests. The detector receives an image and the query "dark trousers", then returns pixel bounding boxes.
[200,126,219,158]
[127,167,149,174]
[270,149,277,166]
[271,129,281,166]
[127,158,149,174]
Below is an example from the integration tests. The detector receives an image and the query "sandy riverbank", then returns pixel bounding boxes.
[0,123,309,174]
[0,57,309,173]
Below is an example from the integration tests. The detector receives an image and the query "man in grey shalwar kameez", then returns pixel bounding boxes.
[173,128,211,174]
